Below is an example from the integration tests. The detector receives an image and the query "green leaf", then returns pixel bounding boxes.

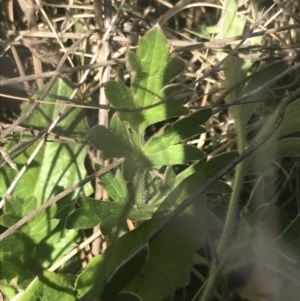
[76,255,104,298]
[0,195,72,289]
[66,198,123,235]
[199,151,238,178]
[0,79,92,202]
[148,167,177,206]
[145,144,205,167]
[78,174,207,301]
[174,159,206,185]
[0,246,36,290]
[247,89,300,146]
[275,215,300,255]
[174,165,232,194]
[110,114,134,149]
[99,169,129,203]
[34,223,79,270]
[0,195,57,244]
[221,0,246,39]
[123,175,207,300]
[220,0,251,128]
[245,138,300,175]
[105,79,144,132]
[220,1,286,133]
[0,142,91,203]
[240,177,268,227]
[21,78,86,138]
[66,197,158,235]
[87,125,134,159]
[0,282,18,300]
[233,62,286,128]
[128,204,158,222]
[144,108,210,153]
[102,245,149,300]
[276,99,300,138]
[105,27,188,134]
[17,272,76,301]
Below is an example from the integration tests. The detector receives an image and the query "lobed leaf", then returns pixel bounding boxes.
[98,169,129,204]
[145,144,205,167]
[66,198,122,235]
[144,108,211,153]
[105,27,188,134]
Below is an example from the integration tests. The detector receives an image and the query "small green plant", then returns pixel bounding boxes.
[1,17,300,301]
[68,27,231,301]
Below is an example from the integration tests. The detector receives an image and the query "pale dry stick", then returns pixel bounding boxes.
[1,71,291,120]
[62,0,73,31]
[94,0,104,29]
[0,158,124,241]
[80,14,268,117]
[172,24,300,52]
[0,59,126,87]
[17,0,44,88]
[188,11,267,97]
[91,0,113,255]
[0,101,83,204]
[0,121,85,145]
[80,234,93,269]
[6,30,131,42]
[167,6,275,109]
[34,0,74,67]
[0,147,17,170]
[0,92,113,112]
[48,230,102,272]
[6,23,300,44]
[2,31,285,153]
[40,2,94,10]
[191,2,277,33]
[74,0,127,93]
[126,219,135,231]
[6,0,14,23]
[0,8,275,144]
[264,7,283,27]
[10,45,32,93]
[3,25,300,87]
[156,0,194,26]
[0,32,98,178]
[273,0,300,24]
[157,1,276,39]
[0,29,96,141]
[106,88,299,283]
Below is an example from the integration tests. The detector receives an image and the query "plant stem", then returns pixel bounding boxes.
[200,121,246,301]
[218,119,246,253]
[198,261,225,301]
[134,169,145,207]
[218,162,245,253]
